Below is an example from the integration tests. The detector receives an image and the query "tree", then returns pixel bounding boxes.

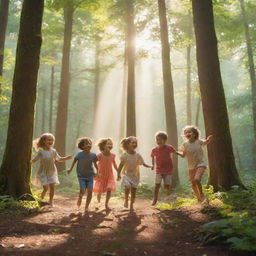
[0,0,10,95]
[239,0,256,150]
[55,2,74,170]
[191,0,243,190]
[158,0,179,186]
[0,0,44,197]
[125,0,136,136]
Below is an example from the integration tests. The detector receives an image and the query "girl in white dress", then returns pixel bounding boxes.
[31,133,72,206]
[117,136,152,211]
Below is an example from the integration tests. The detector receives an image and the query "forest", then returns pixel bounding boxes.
[0,0,256,255]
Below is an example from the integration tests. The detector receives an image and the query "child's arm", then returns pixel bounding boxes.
[31,152,40,163]
[175,150,185,158]
[143,163,153,168]
[151,157,155,170]
[67,159,78,174]
[113,159,118,172]
[93,161,99,176]
[201,135,213,146]
[56,152,72,162]
[117,162,124,181]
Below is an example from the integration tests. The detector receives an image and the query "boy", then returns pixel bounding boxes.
[151,131,176,206]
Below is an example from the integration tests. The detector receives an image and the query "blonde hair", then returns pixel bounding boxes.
[97,138,113,152]
[33,133,55,151]
[120,136,137,151]
[182,125,200,140]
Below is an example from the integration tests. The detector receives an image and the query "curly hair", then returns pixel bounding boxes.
[155,131,168,141]
[120,136,137,151]
[77,137,92,150]
[97,138,113,152]
[182,125,200,140]
[34,133,55,150]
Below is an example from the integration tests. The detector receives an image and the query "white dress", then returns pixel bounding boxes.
[34,149,60,186]
[120,152,144,188]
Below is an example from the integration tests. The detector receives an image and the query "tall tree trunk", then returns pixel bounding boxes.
[0,0,44,198]
[195,97,201,127]
[239,0,256,164]
[186,15,193,124]
[191,0,243,190]
[42,87,46,133]
[0,0,10,95]
[49,65,54,133]
[158,0,179,187]
[55,4,74,170]
[125,0,136,136]
[92,39,100,129]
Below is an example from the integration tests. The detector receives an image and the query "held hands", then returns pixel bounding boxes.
[66,155,72,160]
[117,175,121,181]
[67,169,72,174]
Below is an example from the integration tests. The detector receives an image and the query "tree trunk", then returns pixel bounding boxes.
[55,4,74,170]
[191,0,243,190]
[239,0,256,164]
[0,0,44,198]
[42,87,46,133]
[186,16,193,124]
[195,97,201,127]
[0,0,10,95]
[125,0,136,136]
[92,39,100,129]
[158,0,179,187]
[49,65,55,133]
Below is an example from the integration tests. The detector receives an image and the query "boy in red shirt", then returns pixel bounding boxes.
[151,131,176,206]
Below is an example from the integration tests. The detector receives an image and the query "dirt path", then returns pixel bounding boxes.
[0,195,229,256]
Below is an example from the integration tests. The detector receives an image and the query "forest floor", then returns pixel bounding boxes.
[0,194,233,256]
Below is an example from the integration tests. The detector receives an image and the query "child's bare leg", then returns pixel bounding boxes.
[164,184,171,195]
[124,186,130,208]
[195,179,204,201]
[105,191,111,210]
[41,185,49,200]
[84,188,93,212]
[49,184,55,206]
[152,184,161,206]
[77,189,86,208]
[130,187,137,211]
[191,181,200,201]
[97,193,101,203]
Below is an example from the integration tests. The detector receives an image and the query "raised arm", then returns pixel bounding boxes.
[202,135,213,146]
[67,158,78,174]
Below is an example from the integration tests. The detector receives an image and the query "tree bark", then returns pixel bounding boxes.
[42,87,46,133]
[0,0,10,95]
[49,65,55,133]
[191,0,243,190]
[239,0,256,161]
[55,4,74,170]
[158,0,179,187]
[125,0,136,136]
[0,0,44,198]
[195,97,201,127]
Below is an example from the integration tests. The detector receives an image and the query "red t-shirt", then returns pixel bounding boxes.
[151,144,175,174]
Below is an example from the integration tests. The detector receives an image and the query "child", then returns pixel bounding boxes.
[31,133,72,206]
[68,137,98,213]
[176,125,213,202]
[117,136,152,211]
[93,138,118,210]
[151,131,176,206]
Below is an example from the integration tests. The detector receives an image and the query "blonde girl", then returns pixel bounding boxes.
[176,126,213,202]
[93,138,118,210]
[117,136,152,211]
[31,133,72,206]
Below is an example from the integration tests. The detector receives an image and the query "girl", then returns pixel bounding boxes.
[93,138,118,210]
[176,126,213,202]
[31,133,72,206]
[68,137,98,213]
[117,136,152,211]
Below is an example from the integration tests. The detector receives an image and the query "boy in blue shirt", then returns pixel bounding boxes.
[68,137,98,213]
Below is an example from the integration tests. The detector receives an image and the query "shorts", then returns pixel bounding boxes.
[78,176,94,189]
[122,174,140,188]
[189,166,206,182]
[155,174,172,185]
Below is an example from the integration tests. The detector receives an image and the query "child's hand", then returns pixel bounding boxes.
[66,155,72,160]
[67,169,72,174]
[207,135,213,141]
[117,175,121,181]
[151,166,154,170]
